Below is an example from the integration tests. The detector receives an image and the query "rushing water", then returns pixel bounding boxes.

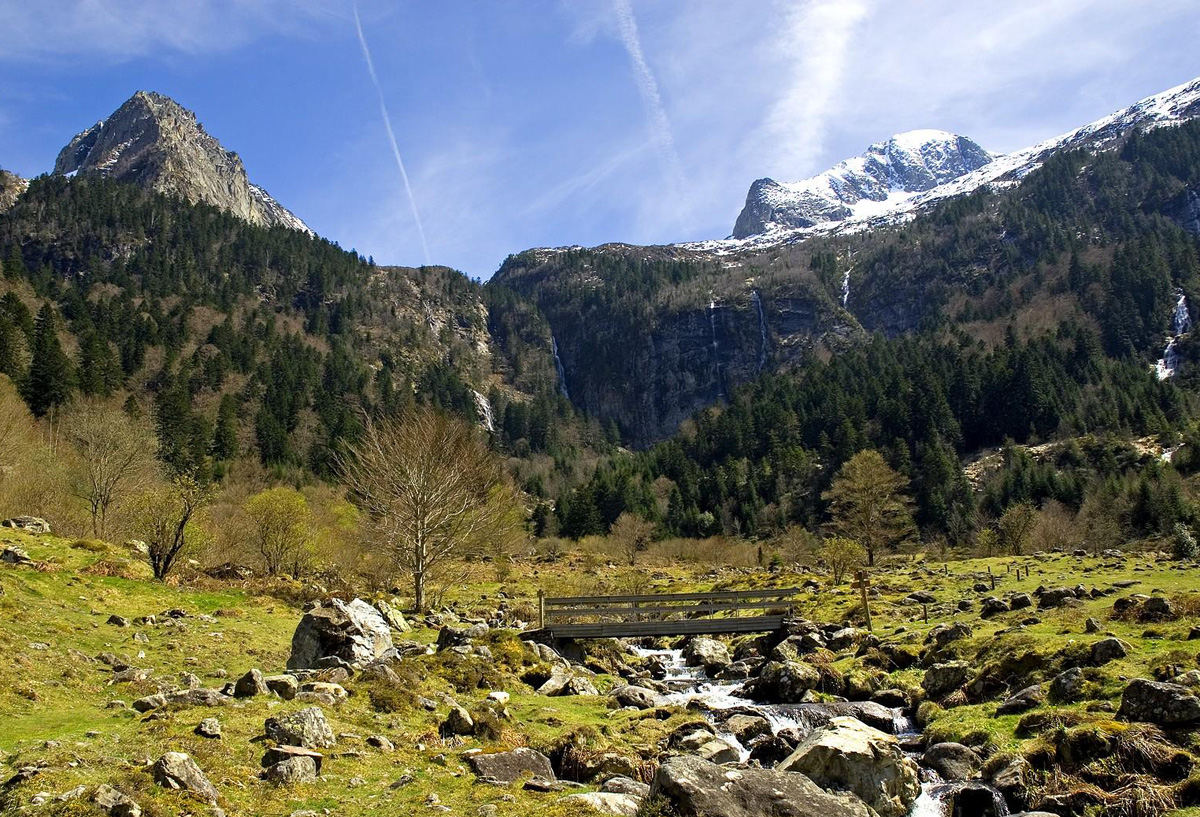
[1156,290,1192,380]
[841,268,852,307]
[630,647,1002,817]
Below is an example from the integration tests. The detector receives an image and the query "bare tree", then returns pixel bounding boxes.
[63,400,155,538]
[245,486,312,577]
[337,407,518,612]
[998,502,1038,556]
[132,475,213,580]
[820,536,866,585]
[610,512,655,565]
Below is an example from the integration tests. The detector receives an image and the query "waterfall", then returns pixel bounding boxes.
[709,299,724,399]
[1155,290,1192,380]
[551,333,570,400]
[841,268,851,307]
[752,290,768,371]
[471,389,495,432]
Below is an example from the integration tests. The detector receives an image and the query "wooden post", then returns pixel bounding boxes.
[922,603,928,624]
[538,589,546,630]
[990,574,996,590]
[854,570,873,633]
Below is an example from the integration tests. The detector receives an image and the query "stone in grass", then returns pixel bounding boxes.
[92,784,142,817]
[151,752,219,803]
[262,745,324,774]
[264,674,299,700]
[1090,637,1128,666]
[195,718,221,739]
[558,792,642,816]
[467,747,555,784]
[1048,668,1086,703]
[442,705,475,737]
[996,684,1043,716]
[265,756,318,785]
[1118,679,1200,725]
[367,735,395,752]
[264,707,336,749]
[234,668,270,698]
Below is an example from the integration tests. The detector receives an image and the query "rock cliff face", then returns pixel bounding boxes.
[492,246,859,445]
[0,170,27,213]
[53,91,309,233]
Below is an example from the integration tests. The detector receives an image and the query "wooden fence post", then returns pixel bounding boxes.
[538,589,546,630]
[923,603,928,624]
[854,570,873,633]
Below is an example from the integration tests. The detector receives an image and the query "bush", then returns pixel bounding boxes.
[1173,523,1198,560]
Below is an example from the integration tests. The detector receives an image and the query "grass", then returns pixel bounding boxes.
[3,531,1200,815]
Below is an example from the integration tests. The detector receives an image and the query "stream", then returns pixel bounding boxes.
[630,646,1006,817]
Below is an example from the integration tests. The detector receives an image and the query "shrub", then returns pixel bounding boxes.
[1173,523,1198,560]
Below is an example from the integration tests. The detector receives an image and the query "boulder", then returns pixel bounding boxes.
[610,685,660,710]
[742,660,822,703]
[684,637,732,673]
[1118,679,1200,724]
[234,668,270,697]
[979,597,1010,618]
[443,705,475,736]
[651,755,874,817]
[132,688,231,713]
[467,747,554,784]
[287,598,393,670]
[264,707,336,749]
[922,742,980,782]
[194,718,221,739]
[151,752,219,803]
[265,674,299,700]
[693,736,741,764]
[602,776,651,797]
[949,782,1006,817]
[1009,593,1033,610]
[261,745,323,774]
[1142,596,1176,620]
[996,684,1043,716]
[1,516,50,533]
[0,546,34,566]
[1090,637,1128,666]
[559,792,641,816]
[1048,668,1086,703]
[779,716,920,817]
[723,713,772,743]
[923,661,971,699]
[374,599,411,632]
[1038,588,1076,609]
[92,784,141,817]
[265,756,318,785]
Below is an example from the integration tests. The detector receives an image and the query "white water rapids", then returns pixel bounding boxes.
[630,647,1004,817]
[1155,290,1192,380]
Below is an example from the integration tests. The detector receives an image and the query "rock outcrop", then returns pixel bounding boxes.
[53,91,308,233]
[287,598,393,669]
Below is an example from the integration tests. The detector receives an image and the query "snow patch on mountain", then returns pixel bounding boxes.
[694,76,1200,255]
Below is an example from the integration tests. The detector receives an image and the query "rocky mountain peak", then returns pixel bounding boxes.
[732,130,993,239]
[53,91,309,234]
[0,168,28,213]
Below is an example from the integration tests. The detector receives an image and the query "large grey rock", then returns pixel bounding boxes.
[151,752,218,803]
[1037,588,1076,609]
[0,546,34,565]
[651,755,873,817]
[1090,637,1128,666]
[287,598,393,670]
[949,782,1006,817]
[1048,667,1086,703]
[559,792,641,816]
[693,736,741,764]
[264,707,335,749]
[742,660,822,703]
[923,661,971,699]
[443,705,475,736]
[1,516,50,533]
[996,684,1043,716]
[234,668,270,697]
[92,784,141,817]
[52,92,309,232]
[467,747,554,784]
[922,742,980,782]
[265,756,318,785]
[610,685,660,710]
[132,688,232,713]
[778,716,920,817]
[1118,679,1200,724]
[684,638,732,673]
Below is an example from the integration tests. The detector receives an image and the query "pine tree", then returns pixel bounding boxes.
[212,394,239,461]
[24,304,74,417]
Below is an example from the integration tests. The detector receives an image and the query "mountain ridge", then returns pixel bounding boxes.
[52,90,310,234]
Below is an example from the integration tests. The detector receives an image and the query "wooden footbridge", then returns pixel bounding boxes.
[532,587,802,639]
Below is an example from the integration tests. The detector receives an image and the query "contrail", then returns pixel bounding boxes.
[612,0,687,217]
[352,2,431,266]
[767,0,872,175]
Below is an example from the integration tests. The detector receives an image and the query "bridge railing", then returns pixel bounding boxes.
[536,587,802,631]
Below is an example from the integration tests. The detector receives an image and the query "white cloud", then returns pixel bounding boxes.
[759,0,872,177]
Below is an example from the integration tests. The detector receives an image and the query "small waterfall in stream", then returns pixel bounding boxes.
[629,646,1005,817]
[1155,290,1192,380]
[751,290,768,371]
[841,268,851,307]
[551,333,570,400]
[472,389,495,432]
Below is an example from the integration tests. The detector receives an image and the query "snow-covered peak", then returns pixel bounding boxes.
[732,131,993,238]
[709,75,1200,253]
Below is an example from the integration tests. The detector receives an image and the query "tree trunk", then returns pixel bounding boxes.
[414,571,426,613]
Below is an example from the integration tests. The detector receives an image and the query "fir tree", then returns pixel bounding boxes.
[24,304,74,417]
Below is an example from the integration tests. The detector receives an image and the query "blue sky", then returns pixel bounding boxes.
[1,1,1197,278]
